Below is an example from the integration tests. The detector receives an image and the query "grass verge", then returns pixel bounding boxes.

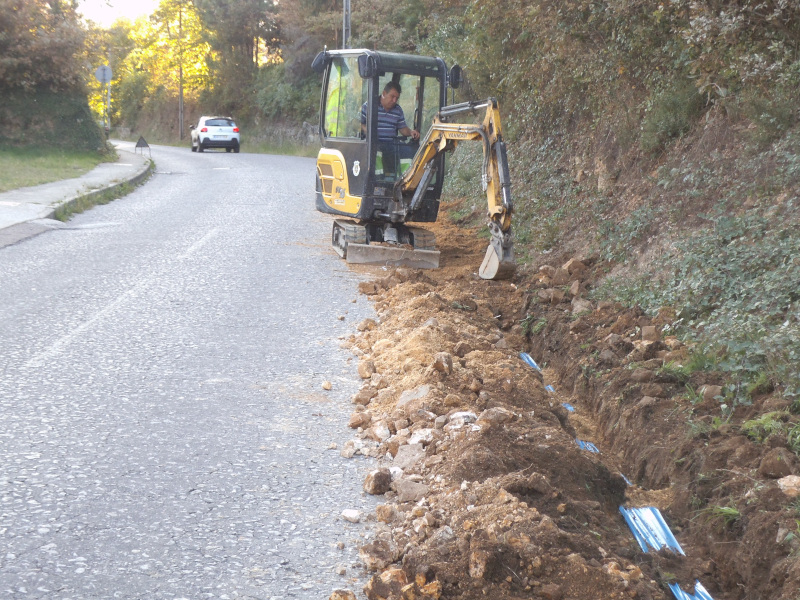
[0,147,113,193]
[52,157,153,222]
[53,180,140,222]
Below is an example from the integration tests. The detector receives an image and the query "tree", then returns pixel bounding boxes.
[277,0,340,83]
[83,21,140,127]
[195,0,279,115]
[0,0,86,92]
[131,0,210,132]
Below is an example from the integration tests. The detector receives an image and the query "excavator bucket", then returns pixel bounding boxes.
[345,243,441,269]
[478,241,515,280]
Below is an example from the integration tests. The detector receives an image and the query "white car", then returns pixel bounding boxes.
[191,116,240,153]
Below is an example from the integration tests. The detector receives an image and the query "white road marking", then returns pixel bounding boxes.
[24,287,140,369]
[24,228,221,367]
[179,228,219,259]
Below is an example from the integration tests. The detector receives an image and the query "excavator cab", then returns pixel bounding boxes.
[313,49,448,229]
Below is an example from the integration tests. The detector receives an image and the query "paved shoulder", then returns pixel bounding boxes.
[0,141,152,245]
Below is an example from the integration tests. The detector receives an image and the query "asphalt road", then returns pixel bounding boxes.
[0,143,378,599]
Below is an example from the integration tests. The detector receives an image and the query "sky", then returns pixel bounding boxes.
[78,0,161,27]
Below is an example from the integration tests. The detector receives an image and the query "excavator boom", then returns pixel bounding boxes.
[395,98,515,279]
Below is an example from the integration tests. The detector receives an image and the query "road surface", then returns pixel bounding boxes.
[0,142,378,599]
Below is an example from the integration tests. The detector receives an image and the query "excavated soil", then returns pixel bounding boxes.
[338,204,800,600]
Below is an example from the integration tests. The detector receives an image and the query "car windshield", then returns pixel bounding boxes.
[205,118,234,127]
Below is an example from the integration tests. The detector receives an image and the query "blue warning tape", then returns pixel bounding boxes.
[519,352,541,371]
[620,473,633,486]
[576,439,599,453]
[619,506,685,555]
[561,402,575,412]
[669,581,714,600]
[545,384,555,393]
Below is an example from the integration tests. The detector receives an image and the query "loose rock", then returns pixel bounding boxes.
[364,469,393,495]
[341,509,362,523]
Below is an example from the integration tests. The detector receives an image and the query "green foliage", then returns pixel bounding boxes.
[116,72,151,128]
[521,315,547,336]
[194,0,278,116]
[0,0,86,92]
[787,424,800,456]
[746,371,774,398]
[597,202,658,261]
[784,520,800,556]
[442,143,484,199]
[656,361,691,385]
[641,82,705,155]
[790,498,800,518]
[605,189,800,412]
[0,91,105,151]
[677,1,800,97]
[740,88,799,148]
[688,419,712,438]
[684,346,719,375]
[681,384,703,406]
[698,502,742,530]
[741,411,788,443]
[255,62,319,125]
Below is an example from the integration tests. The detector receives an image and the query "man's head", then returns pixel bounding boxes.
[380,81,402,110]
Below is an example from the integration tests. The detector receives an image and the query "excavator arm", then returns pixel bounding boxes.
[395,98,515,280]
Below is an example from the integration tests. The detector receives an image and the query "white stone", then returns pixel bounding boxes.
[777,475,800,498]
[409,428,435,445]
[448,411,478,427]
[341,509,362,523]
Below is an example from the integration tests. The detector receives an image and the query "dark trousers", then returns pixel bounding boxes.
[378,140,418,173]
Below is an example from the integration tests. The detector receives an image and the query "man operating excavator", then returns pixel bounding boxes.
[360,81,420,173]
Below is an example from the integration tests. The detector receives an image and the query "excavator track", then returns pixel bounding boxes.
[407,227,437,251]
[332,220,440,269]
[332,219,367,258]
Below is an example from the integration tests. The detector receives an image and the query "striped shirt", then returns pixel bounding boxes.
[360,99,408,142]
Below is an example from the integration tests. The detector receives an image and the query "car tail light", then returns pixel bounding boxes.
[200,127,208,132]
[233,127,239,132]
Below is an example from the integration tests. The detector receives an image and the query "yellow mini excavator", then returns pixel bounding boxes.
[311,49,514,280]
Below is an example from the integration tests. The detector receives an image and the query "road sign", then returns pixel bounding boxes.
[95,65,112,83]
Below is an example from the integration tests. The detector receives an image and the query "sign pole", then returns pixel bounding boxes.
[343,0,351,49]
[94,64,113,138]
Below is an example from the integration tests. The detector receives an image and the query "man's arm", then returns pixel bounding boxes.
[395,106,419,140]
[398,125,420,140]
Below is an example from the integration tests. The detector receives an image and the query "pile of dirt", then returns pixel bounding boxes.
[337,211,800,600]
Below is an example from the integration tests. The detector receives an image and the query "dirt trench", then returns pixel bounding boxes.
[337,211,800,600]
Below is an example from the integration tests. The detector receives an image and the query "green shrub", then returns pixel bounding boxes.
[641,82,705,155]
[255,62,319,125]
[787,424,800,456]
[742,89,798,147]
[606,199,800,413]
[741,412,788,443]
[0,90,105,151]
[521,315,547,336]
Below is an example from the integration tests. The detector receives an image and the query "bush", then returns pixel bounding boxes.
[741,88,798,147]
[641,82,705,155]
[0,90,105,151]
[255,62,319,125]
